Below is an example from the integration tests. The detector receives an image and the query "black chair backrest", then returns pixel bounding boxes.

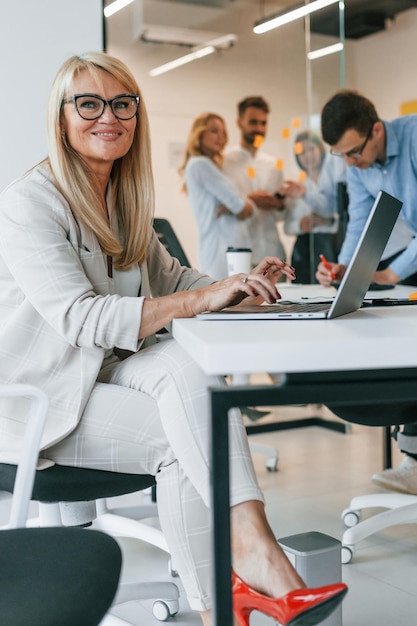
[153,218,191,268]
[0,526,121,626]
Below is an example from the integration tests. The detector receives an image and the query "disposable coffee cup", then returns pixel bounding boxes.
[226,247,252,276]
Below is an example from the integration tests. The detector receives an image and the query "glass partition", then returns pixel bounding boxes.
[290,1,346,283]
[105,0,347,280]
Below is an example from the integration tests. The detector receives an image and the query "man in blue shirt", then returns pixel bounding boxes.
[317,89,417,495]
[317,89,417,286]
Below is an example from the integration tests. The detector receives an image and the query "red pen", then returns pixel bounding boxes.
[319,254,336,280]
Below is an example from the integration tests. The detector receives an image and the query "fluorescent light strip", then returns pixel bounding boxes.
[149,46,215,77]
[254,0,339,34]
[104,0,134,18]
[307,41,343,59]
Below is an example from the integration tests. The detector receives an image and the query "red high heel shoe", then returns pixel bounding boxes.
[232,570,347,626]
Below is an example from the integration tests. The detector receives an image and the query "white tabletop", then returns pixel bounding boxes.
[172,284,417,376]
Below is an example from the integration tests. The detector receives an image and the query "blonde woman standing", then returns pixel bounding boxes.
[180,113,255,279]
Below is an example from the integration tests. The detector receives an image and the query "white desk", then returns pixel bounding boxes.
[172,286,417,626]
[173,284,417,376]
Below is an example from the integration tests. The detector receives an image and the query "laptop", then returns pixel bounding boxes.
[198,190,403,320]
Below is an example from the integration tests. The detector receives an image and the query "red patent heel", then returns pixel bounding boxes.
[232,570,347,626]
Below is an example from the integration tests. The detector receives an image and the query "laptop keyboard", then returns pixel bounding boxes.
[275,301,331,313]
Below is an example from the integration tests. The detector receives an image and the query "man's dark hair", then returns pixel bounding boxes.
[237,96,270,117]
[321,89,380,145]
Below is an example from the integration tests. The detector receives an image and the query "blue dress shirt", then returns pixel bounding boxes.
[339,115,417,280]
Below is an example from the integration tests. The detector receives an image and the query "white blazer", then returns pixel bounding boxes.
[0,165,212,463]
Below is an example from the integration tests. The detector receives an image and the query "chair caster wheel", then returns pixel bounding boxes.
[265,457,278,472]
[341,545,353,564]
[153,600,170,621]
[342,509,360,527]
[152,598,179,621]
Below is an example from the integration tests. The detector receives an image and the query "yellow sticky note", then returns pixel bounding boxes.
[281,127,290,139]
[275,159,283,171]
[253,134,264,148]
[294,141,303,155]
[298,170,307,182]
[292,117,301,129]
[247,166,256,179]
[400,100,417,116]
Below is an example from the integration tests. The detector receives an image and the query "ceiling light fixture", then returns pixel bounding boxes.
[141,25,230,47]
[253,0,339,34]
[149,46,215,77]
[307,41,344,60]
[149,33,237,77]
[104,0,134,18]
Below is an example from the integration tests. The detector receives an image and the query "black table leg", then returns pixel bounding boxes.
[383,426,393,469]
[211,392,233,626]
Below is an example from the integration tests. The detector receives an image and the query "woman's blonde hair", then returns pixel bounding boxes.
[45,51,154,270]
[178,112,228,188]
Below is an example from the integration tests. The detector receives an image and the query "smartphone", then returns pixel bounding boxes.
[368,282,395,291]
[362,298,417,307]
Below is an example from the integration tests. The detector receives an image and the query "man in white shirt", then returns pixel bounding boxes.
[223,96,287,266]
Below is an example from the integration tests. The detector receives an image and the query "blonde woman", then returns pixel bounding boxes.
[179,112,255,279]
[0,52,346,626]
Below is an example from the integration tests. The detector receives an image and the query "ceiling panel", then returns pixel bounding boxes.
[310,0,417,39]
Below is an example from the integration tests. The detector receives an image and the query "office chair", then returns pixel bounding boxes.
[0,385,180,623]
[153,217,279,471]
[153,217,192,267]
[0,384,122,626]
[329,403,417,564]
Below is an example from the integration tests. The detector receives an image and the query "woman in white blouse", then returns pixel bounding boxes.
[179,113,255,279]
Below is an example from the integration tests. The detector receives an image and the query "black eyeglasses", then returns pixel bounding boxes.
[62,93,140,120]
[330,123,374,159]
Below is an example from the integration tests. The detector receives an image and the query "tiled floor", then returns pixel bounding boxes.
[3,404,417,625]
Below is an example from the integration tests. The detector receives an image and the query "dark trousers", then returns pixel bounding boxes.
[291,233,337,285]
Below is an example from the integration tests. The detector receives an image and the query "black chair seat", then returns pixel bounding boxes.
[0,526,121,626]
[0,463,155,502]
[286,370,417,426]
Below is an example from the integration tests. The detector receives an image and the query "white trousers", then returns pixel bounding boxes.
[45,339,264,611]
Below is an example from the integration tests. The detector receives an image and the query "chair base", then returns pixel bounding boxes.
[341,492,417,563]
[249,442,279,471]
[93,510,169,553]
[92,501,178,577]
[31,498,180,622]
[110,581,179,623]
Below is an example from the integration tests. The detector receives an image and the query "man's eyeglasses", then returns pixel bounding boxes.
[62,93,140,121]
[330,123,374,159]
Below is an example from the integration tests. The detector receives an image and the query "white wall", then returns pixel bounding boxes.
[0,0,103,193]
[350,10,417,120]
